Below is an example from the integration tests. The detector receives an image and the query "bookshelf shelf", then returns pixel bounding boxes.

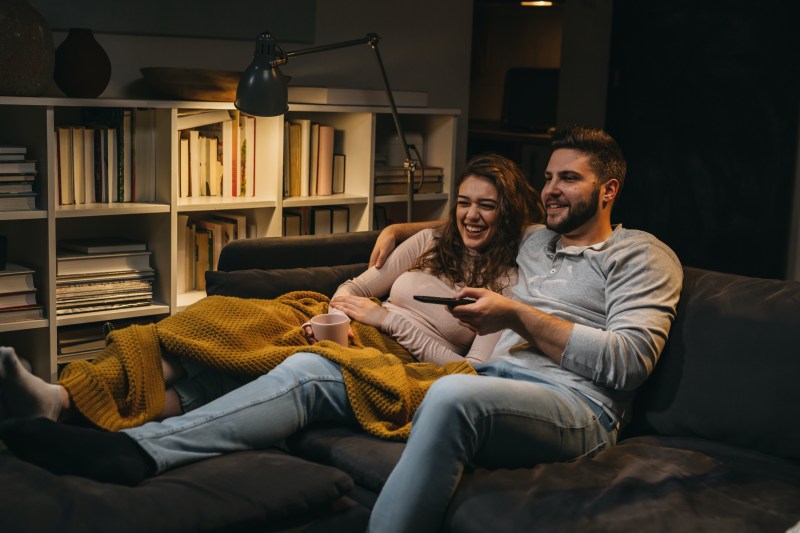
[0,95,458,382]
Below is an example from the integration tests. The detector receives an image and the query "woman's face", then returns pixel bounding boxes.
[455,175,500,252]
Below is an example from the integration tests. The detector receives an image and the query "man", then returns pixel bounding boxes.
[366,126,683,532]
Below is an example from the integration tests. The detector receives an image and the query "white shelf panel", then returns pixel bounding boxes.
[177,197,277,212]
[177,290,207,311]
[56,203,171,218]
[282,194,369,208]
[55,302,170,327]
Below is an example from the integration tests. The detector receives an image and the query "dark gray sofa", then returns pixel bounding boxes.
[1,230,799,532]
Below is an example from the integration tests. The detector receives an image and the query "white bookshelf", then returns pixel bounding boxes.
[0,95,458,381]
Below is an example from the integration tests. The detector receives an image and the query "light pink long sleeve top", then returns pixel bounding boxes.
[331,229,517,366]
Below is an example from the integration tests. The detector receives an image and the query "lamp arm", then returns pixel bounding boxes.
[283,33,417,221]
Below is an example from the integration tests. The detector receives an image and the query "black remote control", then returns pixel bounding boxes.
[413,295,476,306]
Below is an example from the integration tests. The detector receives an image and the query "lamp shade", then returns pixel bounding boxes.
[235,32,289,117]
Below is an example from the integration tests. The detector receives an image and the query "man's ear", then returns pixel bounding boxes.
[601,178,620,207]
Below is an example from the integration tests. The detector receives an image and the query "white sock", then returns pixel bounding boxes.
[0,347,62,420]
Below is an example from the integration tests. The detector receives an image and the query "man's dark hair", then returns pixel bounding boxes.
[552,126,627,191]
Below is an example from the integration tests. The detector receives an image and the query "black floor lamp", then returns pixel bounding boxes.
[235,32,418,222]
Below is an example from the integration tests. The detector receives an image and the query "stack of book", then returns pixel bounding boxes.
[55,108,157,206]
[55,238,154,315]
[283,120,345,198]
[177,212,248,293]
[374,165,444,196]
[0,146,38,211]
[57,316,155,364]
[0,263,44,323]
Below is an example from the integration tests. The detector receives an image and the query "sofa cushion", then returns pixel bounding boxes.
[627,267,800,461]
[0,449,355,533]
[446,435,800,532]
[206,263,368,299]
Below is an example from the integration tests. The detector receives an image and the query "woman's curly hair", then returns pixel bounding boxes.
[411,153,544,292]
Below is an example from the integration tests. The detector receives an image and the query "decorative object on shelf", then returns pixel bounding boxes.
[235,31,420,222]
[0,0,54,96]
[53,28,111,98]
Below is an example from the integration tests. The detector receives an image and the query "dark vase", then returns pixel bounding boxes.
[0,0,54,96]
[54,28,111,98]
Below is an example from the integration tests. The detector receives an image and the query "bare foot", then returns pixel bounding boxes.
[0,347,63,420]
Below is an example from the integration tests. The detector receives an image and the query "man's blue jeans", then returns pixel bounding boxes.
[124,355,615,533]
[367,360,618,533]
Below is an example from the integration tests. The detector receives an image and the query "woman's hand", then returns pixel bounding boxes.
[369,226,398,268]
[330,295,389,328]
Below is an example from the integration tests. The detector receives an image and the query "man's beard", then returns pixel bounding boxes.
[546,186,600,235]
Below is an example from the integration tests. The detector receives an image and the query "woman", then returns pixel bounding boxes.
[0,154,544,476]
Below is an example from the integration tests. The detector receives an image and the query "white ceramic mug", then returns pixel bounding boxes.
[302,313,350,347]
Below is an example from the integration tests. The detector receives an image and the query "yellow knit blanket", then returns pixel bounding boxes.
[59,291,476,439]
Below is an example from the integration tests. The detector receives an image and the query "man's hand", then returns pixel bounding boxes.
[330,295,389,328]
[369,226,398,269]
[369,220,446,268]
[449,288,520,335]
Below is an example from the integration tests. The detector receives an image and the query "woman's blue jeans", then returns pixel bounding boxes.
[123,352,358,473]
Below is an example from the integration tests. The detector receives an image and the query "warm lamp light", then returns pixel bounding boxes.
[236,32,418,222]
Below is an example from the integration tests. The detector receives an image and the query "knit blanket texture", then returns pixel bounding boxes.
[59,291,475,438]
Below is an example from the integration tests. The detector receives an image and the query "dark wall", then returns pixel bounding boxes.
[605,1,799,279]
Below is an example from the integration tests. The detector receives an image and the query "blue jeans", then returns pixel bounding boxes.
[367,360,618,533]
[122,352,357,473]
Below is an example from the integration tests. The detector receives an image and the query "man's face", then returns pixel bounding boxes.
[541,149,602,235]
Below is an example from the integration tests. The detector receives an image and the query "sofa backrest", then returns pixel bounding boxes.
[206,231,379,299]
[626,266,800,462]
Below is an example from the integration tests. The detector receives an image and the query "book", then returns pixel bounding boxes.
[59,238,147,254]
[309,122,320,196]
[179,137,190,198]
[221,119,233,198]
[56,250,152,276]
[0,181,35,194]
[316,125,334,195]
[0,193,36,210]
[55,269,155,285]
[83,127,95,204]
[132,109,157,202]
[0,173,35,183]
[332,153,346,194]
[0,154,25,162]
[176,109,233,130]
[310,206,332,235]
[194,227,212,291]
[287,122,302,197]
[188,130,201,197]
[56,127,73,205]
[196,219,229,270]
[176,215,189,292]
[0,263,36,293]
[0,160,37,174]
[241,115,255,197]
[0,304,44,323]
[93,128,106,202]
[106,127,117,204]
[212,212,247,240]
[56,300,151,316]
[282,210,302,236]
[0,146,26,155]
[71,127,85,204]
[287,86,428,107]
[0,289,37,309]
[294,119,311,196]
[331,206,349,233]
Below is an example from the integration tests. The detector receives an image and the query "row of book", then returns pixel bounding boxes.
[0,146,39,211]
[55,108,157,206]
[57,316,156,364]
[374,165,444,196]
[178,109,257,199]
[284,120,345,198]
[55,238,154,316]
[177,212,250,293]
[282,206,350,236]
[0,263,44,323]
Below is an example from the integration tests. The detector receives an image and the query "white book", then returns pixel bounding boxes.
[122,110,132,202]
[309,122,320,196]
[59,237,147,254]
[0,160,36,174]
[206,136,219,197]
[0,146,26,155]
[295,119,311,196]
[56,127,74,205]
[176,109,232,131]
[188,130,200,197]
[0,263,36,293]
[132,109,156,202]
